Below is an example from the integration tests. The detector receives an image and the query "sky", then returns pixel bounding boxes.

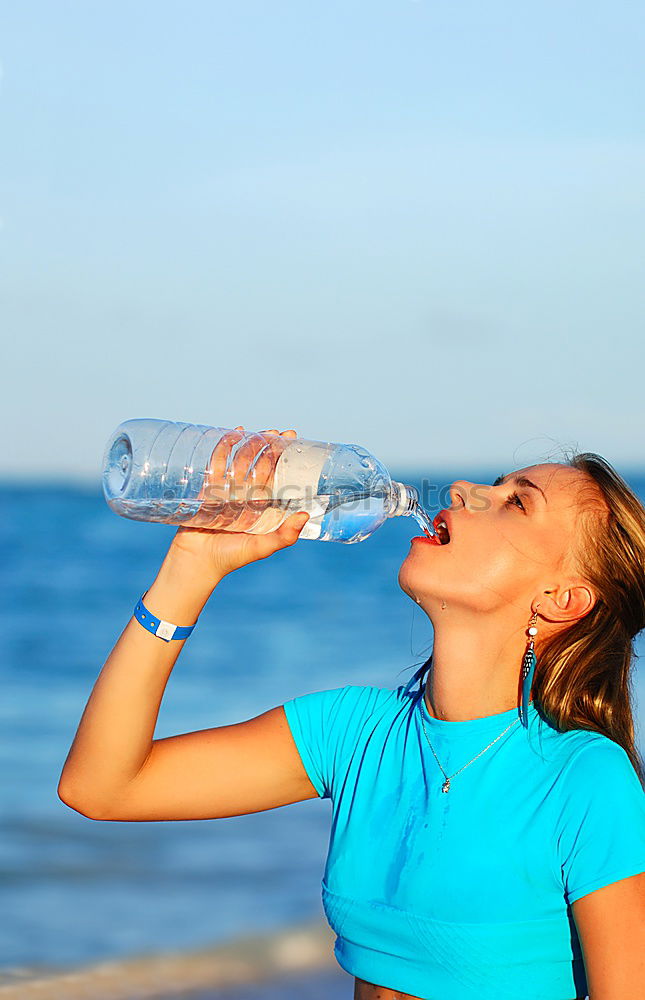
[1,1,644,483]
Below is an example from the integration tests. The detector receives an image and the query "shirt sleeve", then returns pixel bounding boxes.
[282,684,383,800]
[556,736,645,905]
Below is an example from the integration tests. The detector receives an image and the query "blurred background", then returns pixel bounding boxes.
[1,1,644,997]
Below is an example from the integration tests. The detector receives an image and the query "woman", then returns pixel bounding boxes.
[58,428,645,1000]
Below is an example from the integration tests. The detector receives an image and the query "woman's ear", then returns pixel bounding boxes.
[539,582,596,624]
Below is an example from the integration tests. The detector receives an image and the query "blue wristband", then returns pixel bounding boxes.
[133,592,197,642]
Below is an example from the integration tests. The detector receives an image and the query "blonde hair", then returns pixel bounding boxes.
[532,452,645,785]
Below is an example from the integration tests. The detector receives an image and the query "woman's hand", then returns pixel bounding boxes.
[169,427,310,582]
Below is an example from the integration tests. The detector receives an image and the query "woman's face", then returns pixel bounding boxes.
[399,462,592,617]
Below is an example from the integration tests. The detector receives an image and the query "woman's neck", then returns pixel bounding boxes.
[424,608,528,722]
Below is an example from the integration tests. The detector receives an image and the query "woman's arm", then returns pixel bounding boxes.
[57,532,317,821]
[57,542,213,817]
[57,425,314,821]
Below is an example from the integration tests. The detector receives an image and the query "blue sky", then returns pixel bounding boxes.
[1,1,644,481]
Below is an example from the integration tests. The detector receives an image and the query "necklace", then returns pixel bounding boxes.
[419,697,520,793]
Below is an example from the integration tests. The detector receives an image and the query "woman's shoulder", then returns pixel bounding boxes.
[282,681,405,729]
[563,730,641,781]
[533,718,643,793]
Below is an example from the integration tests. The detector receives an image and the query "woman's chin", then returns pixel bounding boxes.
[398,549,447,604]
[398,558,429,598]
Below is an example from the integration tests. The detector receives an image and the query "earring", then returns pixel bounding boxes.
[519,608,539,728]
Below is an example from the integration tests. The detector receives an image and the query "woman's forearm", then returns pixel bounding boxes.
[57,542,221,816]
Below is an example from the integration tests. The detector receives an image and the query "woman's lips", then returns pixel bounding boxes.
[411,534,443,546]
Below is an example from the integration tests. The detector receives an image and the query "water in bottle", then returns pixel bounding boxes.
[102,418,436,543]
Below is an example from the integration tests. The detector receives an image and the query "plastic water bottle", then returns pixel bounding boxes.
[102,418,434,543]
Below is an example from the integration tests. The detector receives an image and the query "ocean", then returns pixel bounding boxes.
[1,469,644,995]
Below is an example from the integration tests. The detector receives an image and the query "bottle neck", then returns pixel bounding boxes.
[388,481,419,517]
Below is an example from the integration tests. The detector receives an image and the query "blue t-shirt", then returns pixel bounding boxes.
[282,672,645,1000]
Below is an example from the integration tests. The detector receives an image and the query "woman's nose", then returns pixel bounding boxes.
[448,480,471,510]
[450,479,496,514]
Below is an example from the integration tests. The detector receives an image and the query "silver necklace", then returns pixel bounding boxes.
[419,697,520,793]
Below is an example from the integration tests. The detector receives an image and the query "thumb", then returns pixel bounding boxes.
[279,511,311,544]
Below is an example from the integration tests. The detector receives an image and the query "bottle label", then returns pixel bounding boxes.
[273,441,331,538]
[243,439,332,537]
[297,498,327,539]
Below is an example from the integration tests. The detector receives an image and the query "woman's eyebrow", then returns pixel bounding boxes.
[492,473,548,504]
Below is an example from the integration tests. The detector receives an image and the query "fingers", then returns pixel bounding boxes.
[199,425,299,527]
[204,428,244,497]
[269,511,311,550]
[287,510,310,526]
[281,511,310,539]
[238,510,309,565]
[235,425,298,437]
[267,510,310,542]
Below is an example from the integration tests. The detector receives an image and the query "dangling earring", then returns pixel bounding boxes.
[519,607,539,728]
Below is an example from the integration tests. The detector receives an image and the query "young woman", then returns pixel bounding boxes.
[58,428,645,1000]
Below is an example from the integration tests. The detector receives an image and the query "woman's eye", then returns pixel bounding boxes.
[505,491,525,511]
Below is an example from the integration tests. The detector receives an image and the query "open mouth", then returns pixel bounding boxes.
[432,514,451,545]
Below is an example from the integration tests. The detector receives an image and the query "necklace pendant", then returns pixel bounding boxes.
[441,779,451,793]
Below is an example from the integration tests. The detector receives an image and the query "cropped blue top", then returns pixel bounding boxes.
[282,669,645,1000]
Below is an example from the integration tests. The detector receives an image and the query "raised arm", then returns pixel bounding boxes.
[57,427,316,822]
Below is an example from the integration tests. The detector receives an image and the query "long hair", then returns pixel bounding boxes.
[531,452,645,786]
[407,452,645,787]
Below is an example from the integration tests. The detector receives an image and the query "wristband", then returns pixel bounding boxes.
[133,591,197,642]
